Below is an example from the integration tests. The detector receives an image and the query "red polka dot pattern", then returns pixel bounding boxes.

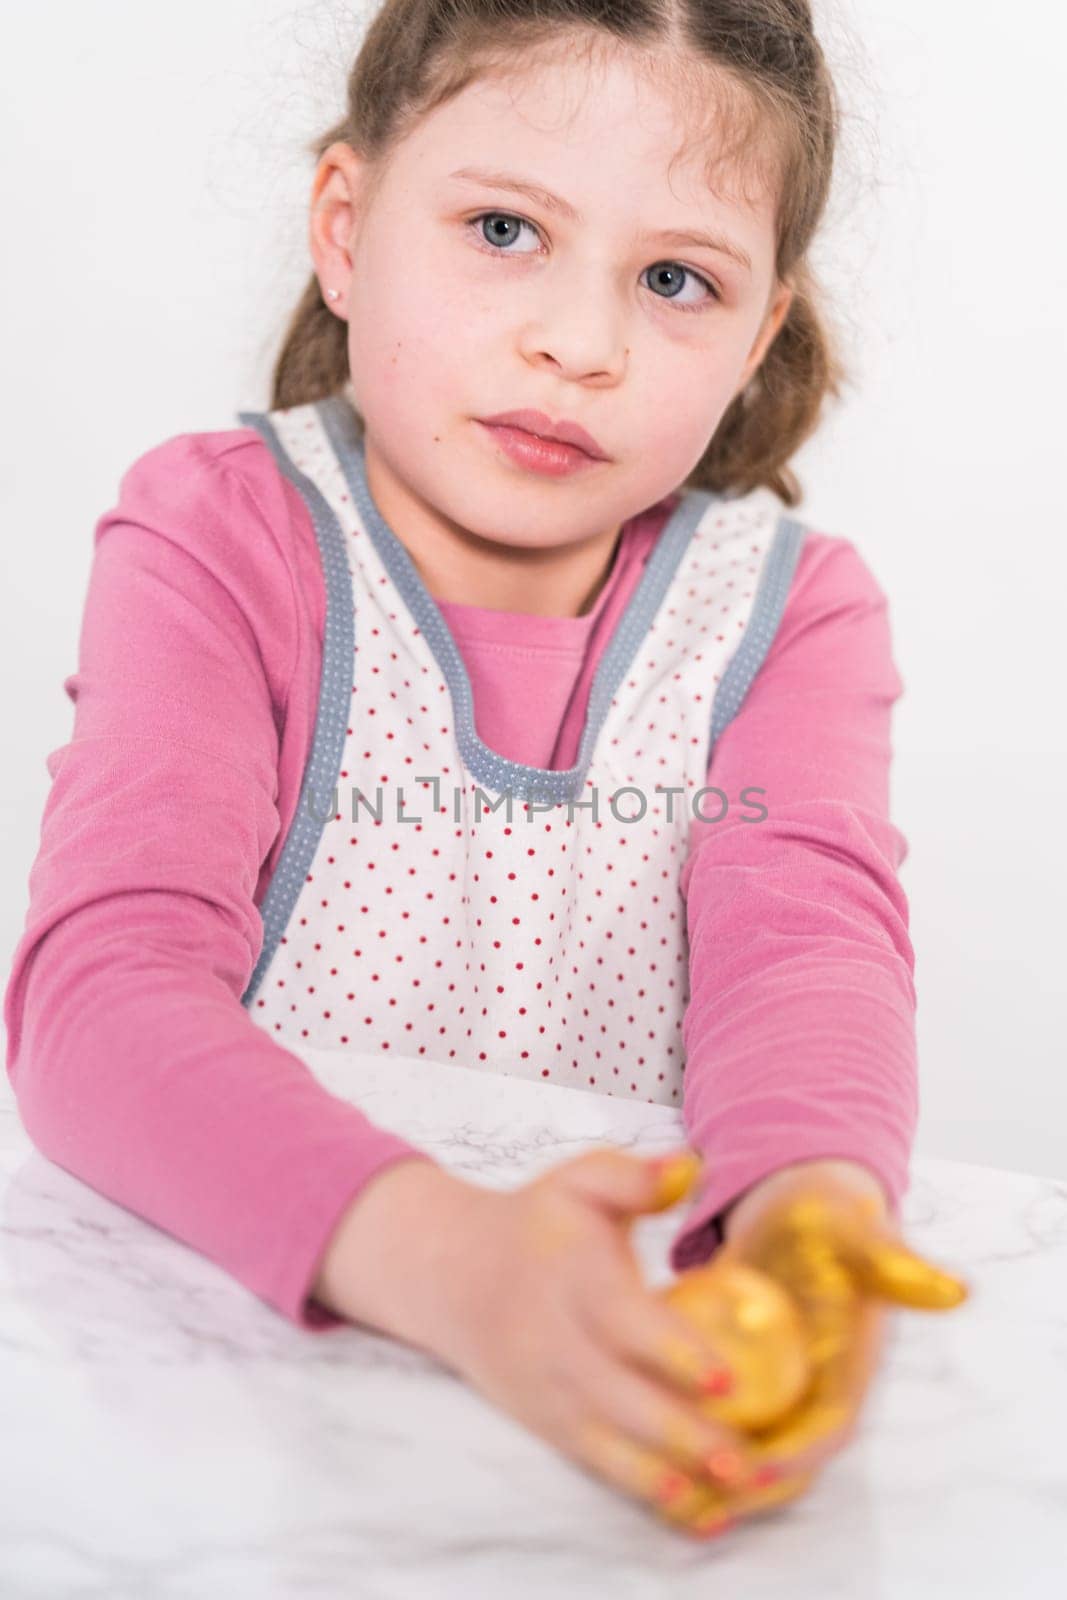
[247,402,781,1104]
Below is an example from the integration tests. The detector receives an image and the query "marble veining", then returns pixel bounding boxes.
[1,1047,1065,1597]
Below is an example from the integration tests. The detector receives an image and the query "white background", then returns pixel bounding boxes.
[1,1,1064,1179]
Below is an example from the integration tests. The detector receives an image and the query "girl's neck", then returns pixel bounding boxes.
[429,526,625,619]
[360,432,624,620]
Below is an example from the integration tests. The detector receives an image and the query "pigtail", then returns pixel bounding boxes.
[271,273,350,413]
[687,263,847,508]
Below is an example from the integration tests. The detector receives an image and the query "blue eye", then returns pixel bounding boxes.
[473,212,541,253]
[642,261,719,310]
[466,211,721,311]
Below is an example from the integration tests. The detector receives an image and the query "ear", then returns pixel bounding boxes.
[736,279,795,393]
[308,141,371,318]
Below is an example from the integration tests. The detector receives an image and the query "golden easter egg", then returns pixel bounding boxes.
[658,1259,813,1431]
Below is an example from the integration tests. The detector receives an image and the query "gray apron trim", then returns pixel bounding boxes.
[236,391,800,1008]
[315,392,718,807]
[235,406,356,1009]
[706,515,808,760]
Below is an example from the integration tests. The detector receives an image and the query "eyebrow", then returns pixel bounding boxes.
[447,165,753,274]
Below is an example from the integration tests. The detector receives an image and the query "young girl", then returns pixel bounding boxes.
[4,0,967,1542]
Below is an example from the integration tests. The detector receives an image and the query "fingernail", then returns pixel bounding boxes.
[654,1467,694,1506]
[662,1336,730,1396]
[652,1152,703,1208]
[700,1367,735,1397]
[750,1463,782,1487]
[705,1446,747,1487]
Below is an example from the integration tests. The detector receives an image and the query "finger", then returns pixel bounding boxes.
[574,1329,766,1494]
[765,1185,970,1315]
[578,1286,767,1489]
[679,1466,821,1535]
[658,1454,819,1536]
[751,1300,883,1476]
[751,1379,853,1472]
[636,1431,818,1536]
[552,1146,702,1223]
[849,1232,971,1311]
[596,1287,740,1405]
[576,1416,740,1534]
[573,1412,820,1539]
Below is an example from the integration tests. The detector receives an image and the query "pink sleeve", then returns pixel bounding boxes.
[668,533,917,1271]
[2,434,438,1331]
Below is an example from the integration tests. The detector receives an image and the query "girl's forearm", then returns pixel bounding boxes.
[310,1157,486,1352]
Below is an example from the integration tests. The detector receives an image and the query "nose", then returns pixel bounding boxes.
[518,277,628,382]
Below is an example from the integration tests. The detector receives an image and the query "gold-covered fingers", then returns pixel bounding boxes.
[855,1235,971,1309]
[577,1418,715,1521]
[655,1457,818,1536]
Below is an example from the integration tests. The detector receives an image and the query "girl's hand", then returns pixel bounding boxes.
[653,1162,970,1537]
[425,1147,784,1521]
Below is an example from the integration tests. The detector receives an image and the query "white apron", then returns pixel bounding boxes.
[238,390,805,1106]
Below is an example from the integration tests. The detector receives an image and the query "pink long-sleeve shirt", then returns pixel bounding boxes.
[3,427,916,1330]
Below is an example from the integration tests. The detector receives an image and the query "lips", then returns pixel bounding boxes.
[477,409,610,461]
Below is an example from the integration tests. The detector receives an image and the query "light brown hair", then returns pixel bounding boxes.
[271,0,846,508]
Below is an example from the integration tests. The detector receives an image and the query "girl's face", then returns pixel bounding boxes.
[310,43,793,561]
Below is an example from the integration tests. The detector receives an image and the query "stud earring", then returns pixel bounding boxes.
[326,287,341,302]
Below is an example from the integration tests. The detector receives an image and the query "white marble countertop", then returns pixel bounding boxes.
[1,1045,1065,1598]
